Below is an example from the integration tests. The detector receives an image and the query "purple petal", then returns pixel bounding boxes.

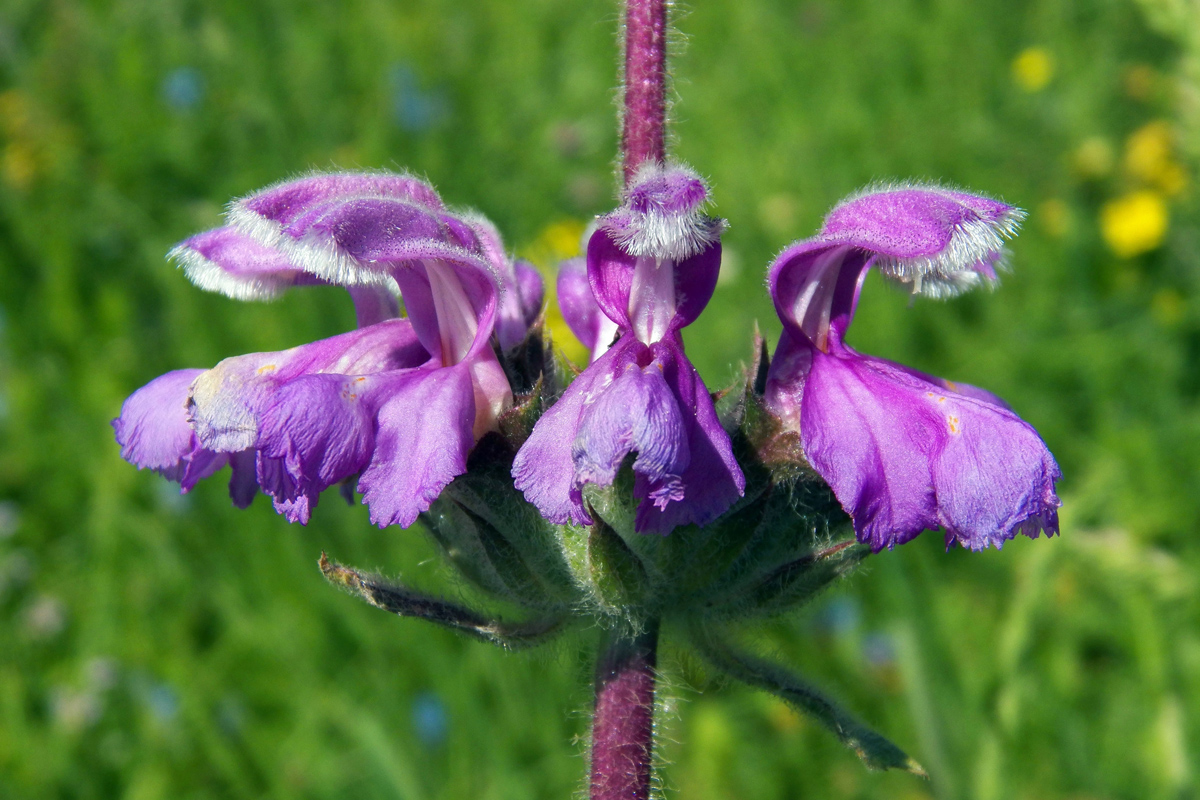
[114,370,210,479]
[347,285,401,327]
[819,184,1023,299]
[572,358,690,499]
[587,230,722,339]
[557,257,619,359]
[188,320,429,453]
[358,364,476,528]
[514,260,545,327]
[586,164,726,341]
[460,214,534,351]
[112,369,253,504]
[632,339,745,534]
[392,259,499,367]
[231,172,444,235]
[253,373,379,523]
[169,227,325,301]
[800,347,1060,552]
[513,344,637,525]
[762,330,813,431]
[513,337,744,534]
[599,163,723,261]
[170,227,401,328]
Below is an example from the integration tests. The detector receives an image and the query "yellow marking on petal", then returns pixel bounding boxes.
[937,396,946,404]
[257,364,277,374]
[355,376,366,382]
[943,380,959,392]
[948,415,960,434]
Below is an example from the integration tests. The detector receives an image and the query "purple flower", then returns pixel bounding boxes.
[114,171,529,528]
[764,183,1061,552]
[513,164,745,534]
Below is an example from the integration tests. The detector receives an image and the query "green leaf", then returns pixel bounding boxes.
[691,628,927,776]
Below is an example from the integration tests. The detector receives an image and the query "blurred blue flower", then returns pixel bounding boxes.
[390,64,448,132]
[162,67,205,111]
[814,595,860,636]
[145,683,179,723]
[216,694,246,736]
[0,500,19,539]
[862,631,897,669]
[411,690,448,746]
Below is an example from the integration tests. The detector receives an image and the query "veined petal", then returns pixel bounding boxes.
[633,339,745,534]
[587,231,722,339]
[800,347,1060,552]
[513,343,637,526]
[466,348,514,438]
[188,319,429,453]
[513,337,745,535]
[572,358,690,496]
[253,372,380,523]
[358,364,476,529]
[458,213,543,350]
[393,259,499,367]
[514,260,545,328]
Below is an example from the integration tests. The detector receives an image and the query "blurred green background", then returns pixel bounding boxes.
[2,0,1199,797]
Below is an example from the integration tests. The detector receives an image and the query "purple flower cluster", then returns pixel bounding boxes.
[115,168,1060,550]
[114,173,540,528]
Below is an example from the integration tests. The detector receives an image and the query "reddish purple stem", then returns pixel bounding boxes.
[589,622,659,800]
[622,0,668,186]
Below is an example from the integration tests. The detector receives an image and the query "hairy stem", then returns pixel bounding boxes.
[590,620,660,800]
[622,0,668,185]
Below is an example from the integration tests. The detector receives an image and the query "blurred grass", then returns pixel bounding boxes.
[1,0,1199,798]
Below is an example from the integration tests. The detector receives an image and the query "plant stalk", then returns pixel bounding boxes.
[589,620,660,800]
[622,0,668,185]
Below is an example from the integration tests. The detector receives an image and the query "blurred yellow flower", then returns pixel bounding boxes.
[3,142,36,191]
[1012,48,1054,92]
[1100,190,1168,258]
[1124,120,1188,194]
[0,90,30,137]
[521,219,590,365]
